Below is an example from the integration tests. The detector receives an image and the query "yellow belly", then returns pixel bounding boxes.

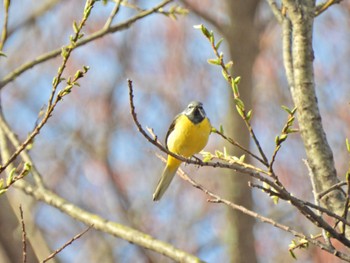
[167,115,211,158]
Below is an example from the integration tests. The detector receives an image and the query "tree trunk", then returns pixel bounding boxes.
[282,0,348,234]
[224,0,260,262]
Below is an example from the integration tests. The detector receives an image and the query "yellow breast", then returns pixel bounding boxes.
[167,115,211,158]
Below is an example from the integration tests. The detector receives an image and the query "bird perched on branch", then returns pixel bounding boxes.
[153,101,211,201]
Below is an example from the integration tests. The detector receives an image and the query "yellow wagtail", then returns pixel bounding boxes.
[153,101,211,201]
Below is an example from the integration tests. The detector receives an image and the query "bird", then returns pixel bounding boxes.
[153,101,211,201]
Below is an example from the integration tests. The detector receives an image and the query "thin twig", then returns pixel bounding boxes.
[315,0,343,16]
[0,0,10,51]
[341,175,350,235]
[210,38,269,164]
[103,0,122,29]
[318,181,347,199]
[19,205,27,263]
[266,0,283,23]
[212,129,268,166]
[0,0,94,175]
[42,225,93,263]
[14,180,204,263]
[0,0,174,89]
[0,112,44,187]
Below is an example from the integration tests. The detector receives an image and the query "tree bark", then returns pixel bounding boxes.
[282,0,347,228]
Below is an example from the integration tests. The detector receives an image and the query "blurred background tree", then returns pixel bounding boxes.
[0,0,350,262]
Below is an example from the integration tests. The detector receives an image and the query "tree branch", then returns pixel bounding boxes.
[128,79,350,248]
[0,0,10,52]
[42,225,92,263]
[19,205,27,263]
[167,154,350,262]
[315,0,344,16]
[13,180,204,263]
[281,0,348,236]
[0,0,174,89]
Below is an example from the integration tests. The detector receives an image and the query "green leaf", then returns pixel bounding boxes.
[201,151,213,162]
[286,128,299,134]
[23,162,32,176]
[219,125,224,134]
[346,138,350,153]
[239,154,245,162]
[207,58,221,65]
[287,116,295,126]
[299,239,309,249]
[215,38,224,50]
[83,65,90,73]
[223,147,227,158]
[246,109,252,121]
[234,76,241,85]
[221,69,229,81]
[224,61,233,70]
[52,77,58,86]
[236,105,245,119]
[234,98,245,110]
[231,80,239,96]
[291,106,297,115]
[0,51,7,57]
[193,24,211,39]
[215,150,223,158]
[275,135,280,145]
[72,20,79,33]
[209,32,214,44]
[0,178,4,189]
[281,105,292,114]
[6,168,16,186]
[0,189,7,195]
[262,181,270,190]
[272,195,279,205]
[289,249,297,260]
[279,133,288,142]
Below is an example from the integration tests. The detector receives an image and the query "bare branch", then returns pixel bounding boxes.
[315,0,344,16]
[0,0,174,89]
[19,205,27,263]
[14,179,204,263]
[266,0,283,23]
[42,225,93,263]
[0,111,44,187]
[103,0,123,30]
[318,181,347,199]
[212,129,268,166]
[164,154,350,262]
[0,0,93,175]
[0,0,10,52]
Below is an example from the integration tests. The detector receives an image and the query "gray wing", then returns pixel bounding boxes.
[164,113,181,150]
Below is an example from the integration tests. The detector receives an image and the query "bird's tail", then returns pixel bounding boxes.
[153,164,179,201]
